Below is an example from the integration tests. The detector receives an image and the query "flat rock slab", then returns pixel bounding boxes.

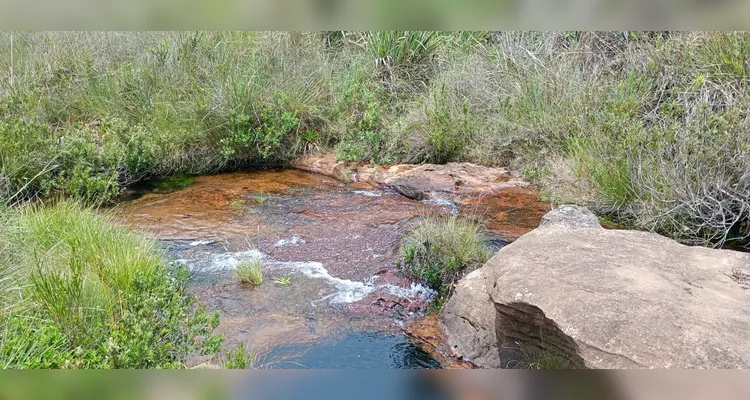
[292,154,530,201]
[292,153,414,187]
[441,205,750,369]
[383,163,529,201]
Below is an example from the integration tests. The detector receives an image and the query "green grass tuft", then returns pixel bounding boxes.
[235,259,263,285]
[272,276,291,285]
[399,214,490,302]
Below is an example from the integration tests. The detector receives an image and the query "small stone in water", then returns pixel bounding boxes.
[275,236,305,247]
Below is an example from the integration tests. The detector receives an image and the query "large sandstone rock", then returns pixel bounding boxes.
[440,205,750,369]
[292,154,530,201]
[383,163,529,201]
[292,153,415,186]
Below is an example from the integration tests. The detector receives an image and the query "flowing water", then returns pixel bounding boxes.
[115,169,549,368]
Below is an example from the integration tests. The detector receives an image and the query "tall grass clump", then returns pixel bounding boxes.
[0,201,222,368]
[235,259,263,285]
[362,31,441,85]
[398,215,490,303]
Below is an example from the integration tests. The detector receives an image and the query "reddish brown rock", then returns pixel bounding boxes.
[292,153,415,185]
[294,153,550,241]
[293,154,531,201]
[405,314,474,369]
[383,163,530,201]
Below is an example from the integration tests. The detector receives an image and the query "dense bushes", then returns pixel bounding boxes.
[0,201,222,368]
[1,31,749,247]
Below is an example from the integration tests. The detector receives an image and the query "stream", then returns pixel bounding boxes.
[115,169,549,368]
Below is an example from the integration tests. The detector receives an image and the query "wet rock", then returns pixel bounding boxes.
[405,314,474,369]
[383,163,529,201]
[293,154,530,201]
[441,205,750,369]
[293,154,548,241]
[292,153,415,185]
[456,187,551,241]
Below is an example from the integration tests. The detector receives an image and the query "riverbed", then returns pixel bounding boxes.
[115,168,549,368]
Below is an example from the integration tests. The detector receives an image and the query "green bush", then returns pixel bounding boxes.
[223,343,254,369]
[398,215,490,302]
[424,86,472,164]
[0,201,223,368]
[220,93,300,163]
[0,116,57,201]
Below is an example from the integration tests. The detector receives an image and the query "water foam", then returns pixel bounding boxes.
[264,260,375,304]
[274,236,305,247]
[199,249,265,272]
[190,249,435,306]
[422,197,453,207]
[378,282,437,301]
[352,190,382,197]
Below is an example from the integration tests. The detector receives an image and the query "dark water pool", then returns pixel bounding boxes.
[260,329,441,369]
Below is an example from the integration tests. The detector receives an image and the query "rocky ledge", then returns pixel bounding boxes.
[292,153,530,201]
[440,205,750,369]
[293,154,549,241]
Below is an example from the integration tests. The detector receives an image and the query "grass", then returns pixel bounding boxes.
[0,200,223,368]
[235,259,263,285]
[398,214,490,302]
[507,345,576,370]
[272,276,291,286]
[223,343,255,369]
[253,193,266,205]
[230,199,245,215]
[0,31,749,248]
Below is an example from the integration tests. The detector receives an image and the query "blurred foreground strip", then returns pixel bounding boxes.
[0,371,748,400]
[1,0,750,29]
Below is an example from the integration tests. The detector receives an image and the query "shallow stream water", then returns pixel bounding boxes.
[115,169,549,368]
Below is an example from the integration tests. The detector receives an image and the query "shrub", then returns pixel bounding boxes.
[223,343,254,369]
[220,94,300,164]
[398,215,490,301]
[0,201,223,368]
[0,116,57,201]
[235,259,263,285]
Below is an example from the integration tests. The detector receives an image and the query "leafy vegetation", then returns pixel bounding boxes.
[398,215,490,304]
[0,201,223,368]
[1,31,749,247]
[223,343,254,369]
